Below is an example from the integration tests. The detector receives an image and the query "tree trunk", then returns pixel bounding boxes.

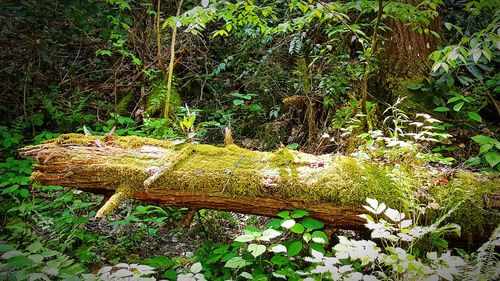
[381,0,440,75]
[378,0,441,101]
[20,134,500,241]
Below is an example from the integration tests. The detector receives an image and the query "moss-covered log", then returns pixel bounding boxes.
[20,134,500,241]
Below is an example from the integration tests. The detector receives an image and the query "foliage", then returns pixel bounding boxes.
[0,129,187,273]
[1,1,499,281]
[467,135,500,170]
[408,77,486,124]
[177,198,500,281]
[0,241,86,280]
[340,98,454,165]
[0,242,162,281]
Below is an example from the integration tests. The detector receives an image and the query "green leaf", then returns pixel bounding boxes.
[287,241,303,257]
[431,234,448,249]
[265,219,282,230]
[483,46,492,61]
[247,244,266,257]
[7,255,32,268]
[471,135,497,145]
[270,255,288,265]
[276,211,290,219]
[465,156,482,166]
[0,244,15,253]
[59,263,86,276]
[234,234,254,243]
[447,96,463,103]
[453,102,464,111]
[407,83,424,90]
[145,255,174,269]
[309,243,325,254]
[28,254,43,264]
[434,107,449,112]
[291,210,308,218]
[240,272,253,279]
[232,99,244,106]
[225,257,248,269]
[480,144,493,154]
[163,269,177,279]
[27,242,43,253]
[19,189,30,198]
[290,223,305,234]
[301,218,324,230]
[484,151,500,167]
[26,273,50,281]
[2,250,23,259]
[470,38,479,48]
[311,231,328,244]
[467,112,482,123]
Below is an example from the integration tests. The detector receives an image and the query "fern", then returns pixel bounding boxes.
[473,224,500,280]
[146,77,180,117]
[288,33,304,55]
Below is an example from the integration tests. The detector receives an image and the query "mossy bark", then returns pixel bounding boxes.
[20,134,500,241]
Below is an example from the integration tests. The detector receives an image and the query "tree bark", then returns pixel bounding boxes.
[380,0,441,76]
[378,0,441,102]
[20,134,500,241]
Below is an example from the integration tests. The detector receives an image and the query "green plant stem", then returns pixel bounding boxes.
[361,0,383,117]
[164,0,183,119]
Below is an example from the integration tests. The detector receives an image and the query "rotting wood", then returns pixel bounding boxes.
[19,134,500,241]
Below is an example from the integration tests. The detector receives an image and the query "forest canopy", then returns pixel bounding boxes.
[0,0,499,280]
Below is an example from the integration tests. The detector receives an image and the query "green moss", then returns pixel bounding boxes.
[146,77,181,117]
[384,75,426,113]
[42,134,176,150]
[116,92,134,115]
[429,172,500,242]
[270,147,295,166]
[303,156,414,209]
[28,134,500,240]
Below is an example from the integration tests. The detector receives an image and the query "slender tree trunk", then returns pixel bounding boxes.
[164,0,183,119]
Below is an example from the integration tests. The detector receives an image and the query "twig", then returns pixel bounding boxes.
[221,156,245,193]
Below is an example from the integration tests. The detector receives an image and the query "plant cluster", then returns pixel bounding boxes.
[175,198,500,281]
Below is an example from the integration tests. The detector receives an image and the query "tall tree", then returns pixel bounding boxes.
[378,0,441,99]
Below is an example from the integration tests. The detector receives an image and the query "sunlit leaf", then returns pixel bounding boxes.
[248,244,266,257]
[225,257,248,269]
[281,219,296,229]
[190,262,202,274]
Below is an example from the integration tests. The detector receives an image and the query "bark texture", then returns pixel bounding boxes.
[381,0,441,76]
[378,0,442,103]
[20,134,500,241]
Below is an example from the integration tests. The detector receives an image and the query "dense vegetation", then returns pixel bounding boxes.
[0,0,499,280]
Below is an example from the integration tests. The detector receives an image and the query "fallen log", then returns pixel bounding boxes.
[20,134,500,241]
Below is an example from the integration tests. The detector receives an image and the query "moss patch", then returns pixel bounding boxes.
[429,172,500,242]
